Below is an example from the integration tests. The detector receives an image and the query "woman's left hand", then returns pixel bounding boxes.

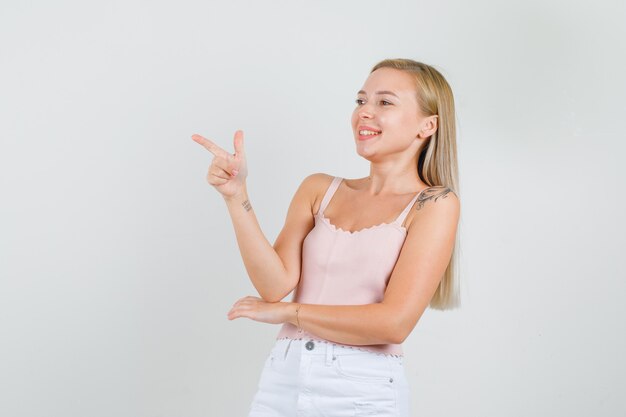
[227,296,289,325]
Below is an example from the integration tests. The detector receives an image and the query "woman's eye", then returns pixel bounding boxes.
[380,100,392,105]
[355,98,365,105]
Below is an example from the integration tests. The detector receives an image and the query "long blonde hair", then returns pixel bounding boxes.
[371,58,461,310]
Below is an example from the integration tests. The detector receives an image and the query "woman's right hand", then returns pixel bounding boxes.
[191,130,248,199]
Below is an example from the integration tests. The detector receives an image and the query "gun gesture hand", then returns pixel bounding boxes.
[192,130,248,199]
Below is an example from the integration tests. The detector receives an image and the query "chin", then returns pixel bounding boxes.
[355,146,376,160]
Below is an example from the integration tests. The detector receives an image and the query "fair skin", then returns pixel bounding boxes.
[191,67,460,345]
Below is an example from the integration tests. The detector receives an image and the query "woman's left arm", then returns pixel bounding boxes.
[227,188,460,345]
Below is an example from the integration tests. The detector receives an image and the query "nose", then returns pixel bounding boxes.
[358,104,374,119]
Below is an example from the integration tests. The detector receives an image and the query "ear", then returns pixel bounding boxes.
[419,115,438,138]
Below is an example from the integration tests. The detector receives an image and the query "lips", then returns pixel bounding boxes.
[357,125,382,140]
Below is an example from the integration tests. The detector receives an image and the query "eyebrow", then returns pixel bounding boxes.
[357,90,399,97]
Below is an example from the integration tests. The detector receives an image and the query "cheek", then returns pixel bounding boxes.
[397,114,419,133]
[351,111,359,127]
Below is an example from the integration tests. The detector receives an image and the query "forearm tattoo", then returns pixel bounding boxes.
[241,199,252,212]
[416,186,454,210]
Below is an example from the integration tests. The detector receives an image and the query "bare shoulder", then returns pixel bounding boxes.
[415,185,460,211]
[301,172,334,185]
[300,172,334,195]
[298,173,335,215]
[406,185,460,229]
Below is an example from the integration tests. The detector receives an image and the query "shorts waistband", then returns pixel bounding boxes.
[273,337,403,358]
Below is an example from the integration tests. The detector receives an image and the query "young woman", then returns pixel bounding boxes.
[192,58,461,417]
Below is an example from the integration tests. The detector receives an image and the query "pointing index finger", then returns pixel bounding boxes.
[191,134,232,159]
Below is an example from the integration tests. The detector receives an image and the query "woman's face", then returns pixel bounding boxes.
[351,67,430,160]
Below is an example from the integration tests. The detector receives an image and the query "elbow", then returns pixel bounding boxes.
[258,289,286,303]
[386,326,409,345]
[261,294,285,303]
[384,314,411,345]
[259,280,298,303]
[260,294,281,303]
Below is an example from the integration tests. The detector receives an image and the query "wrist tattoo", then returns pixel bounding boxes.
[241,199,252,212]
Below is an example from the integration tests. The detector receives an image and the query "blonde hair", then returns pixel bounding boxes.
[371,58,461,310]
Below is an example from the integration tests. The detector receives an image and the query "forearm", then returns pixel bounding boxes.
[223,186,289,302]
[283,302,402,345]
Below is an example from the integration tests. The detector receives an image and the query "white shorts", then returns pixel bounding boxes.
[247,337,411,417]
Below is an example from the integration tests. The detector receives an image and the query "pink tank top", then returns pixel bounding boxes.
[276,176,425,357]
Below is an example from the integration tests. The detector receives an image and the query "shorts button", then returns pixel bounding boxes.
[305,341,315,350]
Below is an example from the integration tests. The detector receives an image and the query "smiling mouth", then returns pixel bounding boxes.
[359,129,381,135]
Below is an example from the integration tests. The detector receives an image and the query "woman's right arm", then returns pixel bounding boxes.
[223,173,321,302]
[192,130,322,303]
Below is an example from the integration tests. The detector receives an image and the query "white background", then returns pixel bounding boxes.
[1,0,624,416]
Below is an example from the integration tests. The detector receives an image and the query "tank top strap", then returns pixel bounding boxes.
[393,186,430,226]
[318,176,343,216]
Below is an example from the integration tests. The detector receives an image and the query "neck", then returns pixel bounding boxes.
[362,172,425,196]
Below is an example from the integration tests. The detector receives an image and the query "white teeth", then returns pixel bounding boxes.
[359,130,380,135]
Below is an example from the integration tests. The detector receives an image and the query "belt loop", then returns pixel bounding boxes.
[283,338,293,360]
[325,342,334,366]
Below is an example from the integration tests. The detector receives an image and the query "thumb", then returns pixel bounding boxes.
[233,130,245,159]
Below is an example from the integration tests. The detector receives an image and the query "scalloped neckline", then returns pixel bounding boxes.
[316,211,407,235]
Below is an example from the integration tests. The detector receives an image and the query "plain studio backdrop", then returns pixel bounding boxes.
[1,0,624,416]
